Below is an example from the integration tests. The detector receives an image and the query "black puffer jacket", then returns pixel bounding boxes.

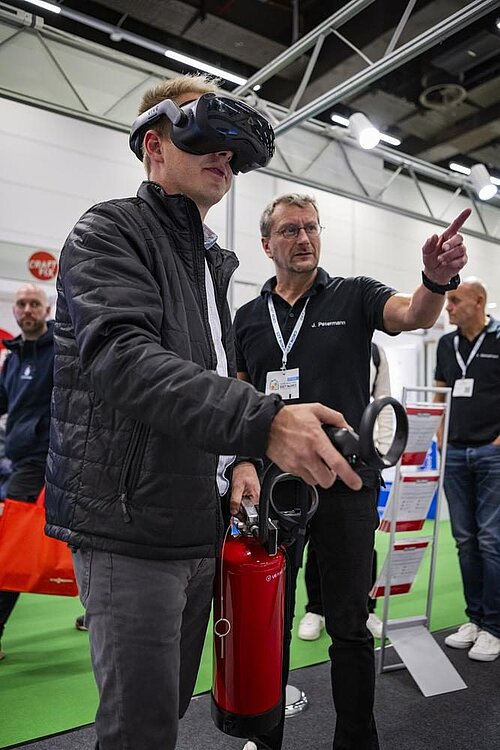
[45,181,282,560]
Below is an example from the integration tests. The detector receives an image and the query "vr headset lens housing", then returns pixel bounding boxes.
[129,93,275,174]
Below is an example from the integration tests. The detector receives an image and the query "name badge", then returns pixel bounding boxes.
[453,378,474,397]
[265,367,300,400]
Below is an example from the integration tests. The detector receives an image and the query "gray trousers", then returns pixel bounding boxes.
[73,548,215,750]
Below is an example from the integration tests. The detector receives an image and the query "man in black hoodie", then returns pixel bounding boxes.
[0,283,53,659]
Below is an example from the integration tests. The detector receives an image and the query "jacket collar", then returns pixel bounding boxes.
[137,181,238,275]
[3,320,54,351]
[137,181,202,236]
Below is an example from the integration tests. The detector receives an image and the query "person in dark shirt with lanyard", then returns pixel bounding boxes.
[232,193,470,750]
[435,277,500,663]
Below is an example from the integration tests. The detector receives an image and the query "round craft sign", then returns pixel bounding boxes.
[28,251,58,281]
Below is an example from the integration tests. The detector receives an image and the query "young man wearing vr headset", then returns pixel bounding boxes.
[44,74,364,750]
[233,193,471,750]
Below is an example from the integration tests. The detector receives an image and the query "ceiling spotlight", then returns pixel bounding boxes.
[24,0,60,11]
[379,133,401,147]
[330,113,350,126]
[330,112,400,147]
[164,50,246,85]
[449,162,471,176]
[470,163,497,201]
[349,112,380,150]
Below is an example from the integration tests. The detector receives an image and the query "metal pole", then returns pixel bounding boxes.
[425,387,452,626]
[384,0,418,57]
[262,165,500,246]
[275,0,500,136]
[331,28,373,65]
[234,0,376,95]
[289,34,326,112]
[291,0,300,44]
[408,166,435,218]
[378,392,405,674]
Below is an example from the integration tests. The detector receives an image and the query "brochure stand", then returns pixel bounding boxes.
[376,386,467,697]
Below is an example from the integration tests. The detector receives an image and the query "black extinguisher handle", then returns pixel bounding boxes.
[258,465,318,552]
[324,396,408,470]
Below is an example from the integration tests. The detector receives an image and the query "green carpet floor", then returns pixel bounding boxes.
[0,521,465,748]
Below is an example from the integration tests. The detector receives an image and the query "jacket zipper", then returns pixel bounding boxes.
[185,197,217,371]
[117,422,149,523]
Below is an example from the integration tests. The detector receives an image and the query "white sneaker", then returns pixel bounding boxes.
[297,612,325,641]
[468,630,500,662]
[444,622,480,649]
[366,613,383,639]
[242,743,258,750]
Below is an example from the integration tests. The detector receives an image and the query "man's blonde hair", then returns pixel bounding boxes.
[137,74,221,175]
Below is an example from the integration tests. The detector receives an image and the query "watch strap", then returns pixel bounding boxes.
[421,271,460,295]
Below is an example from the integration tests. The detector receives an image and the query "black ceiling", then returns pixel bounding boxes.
[10,0,500,178]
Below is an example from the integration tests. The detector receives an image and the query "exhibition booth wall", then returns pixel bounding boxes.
[1,95,499,396]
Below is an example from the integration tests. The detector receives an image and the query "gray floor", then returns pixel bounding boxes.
[9,629,500,750]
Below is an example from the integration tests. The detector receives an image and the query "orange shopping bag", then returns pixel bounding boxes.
[0,487,78,596]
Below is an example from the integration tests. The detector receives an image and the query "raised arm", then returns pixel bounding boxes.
[383,208,471,333]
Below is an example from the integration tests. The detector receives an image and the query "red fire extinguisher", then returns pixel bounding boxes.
[212,396,409,738]
[211,467,318,738]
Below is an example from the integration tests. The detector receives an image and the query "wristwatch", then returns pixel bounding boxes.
[421,271,460,295]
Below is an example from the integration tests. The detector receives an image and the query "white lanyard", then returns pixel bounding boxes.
[267,294,310,372]
[453,330,486,378]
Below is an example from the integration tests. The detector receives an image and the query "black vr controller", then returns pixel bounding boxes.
[323,395,409,471]
[241,397,408,556]
[129,92,275,174]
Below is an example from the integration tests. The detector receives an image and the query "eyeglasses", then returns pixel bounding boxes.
[272,223,324,239]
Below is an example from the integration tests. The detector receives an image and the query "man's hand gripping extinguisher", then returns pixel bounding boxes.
[211,396,408,738]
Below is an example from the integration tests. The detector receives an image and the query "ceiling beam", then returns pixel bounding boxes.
[233,0,375,95]
[273,0,500,137]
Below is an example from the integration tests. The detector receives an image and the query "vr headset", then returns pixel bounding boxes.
[129,92,275,174]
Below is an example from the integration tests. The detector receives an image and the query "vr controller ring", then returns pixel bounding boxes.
[358,396,409,469]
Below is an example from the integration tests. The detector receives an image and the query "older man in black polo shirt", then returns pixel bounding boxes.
[435,277,500,663]
[232,193,470,750]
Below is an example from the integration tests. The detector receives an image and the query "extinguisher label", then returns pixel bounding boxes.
[265,569,284,582]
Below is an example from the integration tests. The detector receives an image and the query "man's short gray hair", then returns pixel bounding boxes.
[260,194,320,237]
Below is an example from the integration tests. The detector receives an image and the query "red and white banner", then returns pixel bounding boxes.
[402,405,444,465]
[370,538,430,598]
[379,471,439,532]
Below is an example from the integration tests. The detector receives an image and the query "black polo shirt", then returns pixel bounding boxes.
[434,316,500,447]
[234,268,396,487]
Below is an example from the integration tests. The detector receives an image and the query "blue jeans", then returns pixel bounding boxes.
[444,443,500,639]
